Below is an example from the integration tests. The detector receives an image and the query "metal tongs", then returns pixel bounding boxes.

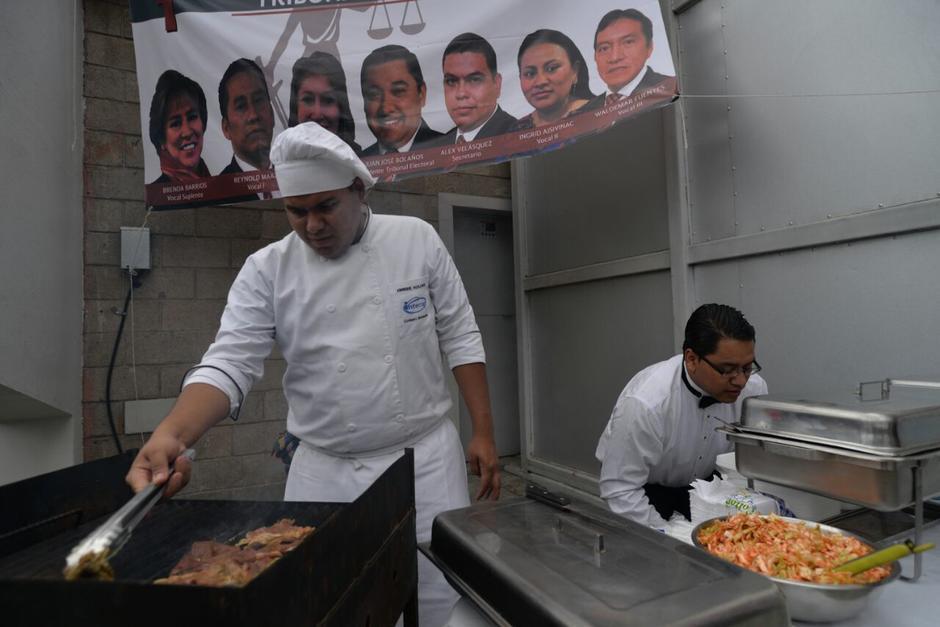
[63,448,195,580]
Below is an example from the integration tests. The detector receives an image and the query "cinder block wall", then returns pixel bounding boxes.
[81,0,511,499]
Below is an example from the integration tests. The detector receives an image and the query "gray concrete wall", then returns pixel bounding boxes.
[515,0,940,489]
[0,1,85,484]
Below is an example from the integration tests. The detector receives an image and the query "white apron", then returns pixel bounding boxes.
[286,418,470,627]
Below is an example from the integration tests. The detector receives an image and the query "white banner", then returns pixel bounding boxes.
[129,0,678,208]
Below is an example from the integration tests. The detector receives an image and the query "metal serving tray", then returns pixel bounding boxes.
[424,496,789,626]
[723,428,940,511]
[740,383,940,456]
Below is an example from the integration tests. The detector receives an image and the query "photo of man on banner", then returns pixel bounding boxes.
[360,45,443,155]
[217,59,277,201]
[435,32,517,145]
[585,8,676,110]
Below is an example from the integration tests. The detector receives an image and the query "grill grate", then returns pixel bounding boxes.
[0,499,339,582]
[0,451,419,627]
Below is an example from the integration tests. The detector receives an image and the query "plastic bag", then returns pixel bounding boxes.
[689,477,780,525]
[662,514,695,545]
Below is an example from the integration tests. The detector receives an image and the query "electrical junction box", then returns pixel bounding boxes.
[120,226,151,271]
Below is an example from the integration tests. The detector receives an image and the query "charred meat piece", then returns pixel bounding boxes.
[155,519,315,586]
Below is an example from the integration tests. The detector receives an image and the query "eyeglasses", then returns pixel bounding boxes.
[698,354,762,379]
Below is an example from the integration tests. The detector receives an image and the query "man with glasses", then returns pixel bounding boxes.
[595,304,767,527]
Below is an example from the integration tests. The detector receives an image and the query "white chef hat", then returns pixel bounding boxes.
[270,122,376,197]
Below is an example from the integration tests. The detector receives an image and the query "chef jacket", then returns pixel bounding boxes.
[185,210,486,456]
[595,354,767,528]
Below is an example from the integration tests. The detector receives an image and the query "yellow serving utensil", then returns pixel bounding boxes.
[833,539,935,575]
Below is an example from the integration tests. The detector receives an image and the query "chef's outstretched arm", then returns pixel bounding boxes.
[453,362,501,500]
[125,383,230,497]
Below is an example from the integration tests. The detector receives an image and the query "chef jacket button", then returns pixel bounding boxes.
[347,423,357,432]
[396,414,405,422]
[384,355,393,364]
[338,362,347,372]
[372,296,382,305]
[327,304,336,313]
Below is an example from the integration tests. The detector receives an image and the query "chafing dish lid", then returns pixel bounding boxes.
[741,385,940,456]
[427,497,787,626]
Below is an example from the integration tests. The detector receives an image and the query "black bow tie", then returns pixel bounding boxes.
[698,395,720,409]
[682,366,720,410]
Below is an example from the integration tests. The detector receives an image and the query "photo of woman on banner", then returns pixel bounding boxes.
[510,29,595,130]
[288,52,363,155]
[148,69,211,184]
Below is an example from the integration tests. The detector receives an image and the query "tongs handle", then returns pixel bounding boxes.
[114,483,164,543]
[107,447,197,553]
[65,448,196,575]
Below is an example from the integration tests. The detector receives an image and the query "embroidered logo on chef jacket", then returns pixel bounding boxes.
[403,296,427,314]
[395,278,431,328]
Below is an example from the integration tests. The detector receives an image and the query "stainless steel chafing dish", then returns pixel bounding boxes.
[739,379,940,457]
[424,494,789,626]
[723,379,940,511]
[719,378,940,581]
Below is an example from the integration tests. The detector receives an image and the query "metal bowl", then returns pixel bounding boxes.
[691,515,901,623]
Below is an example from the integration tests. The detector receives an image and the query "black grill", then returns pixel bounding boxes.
[0,450,417,627]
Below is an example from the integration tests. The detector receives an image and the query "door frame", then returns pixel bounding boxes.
[436,193,515,450]
[437,193,513,255]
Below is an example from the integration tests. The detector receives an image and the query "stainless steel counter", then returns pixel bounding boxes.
[793,521,940,627]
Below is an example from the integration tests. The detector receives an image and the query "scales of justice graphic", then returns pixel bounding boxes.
[262,0,428,127]
[367,0,426,38]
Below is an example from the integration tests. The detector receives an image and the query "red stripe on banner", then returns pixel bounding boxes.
[146,169,279,208]
[363,80,678,180]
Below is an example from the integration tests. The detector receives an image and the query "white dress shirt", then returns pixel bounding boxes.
[607,65,650,99]
[378,128,420,154]
[455,107,497,143]
[595,354,767,528]
[186,211,485,456]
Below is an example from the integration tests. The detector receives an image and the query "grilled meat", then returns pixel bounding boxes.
[155,518,315,586]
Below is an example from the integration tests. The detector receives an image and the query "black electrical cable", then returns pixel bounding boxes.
[105,274,141,455]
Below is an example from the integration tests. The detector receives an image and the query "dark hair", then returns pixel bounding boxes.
[517,29,594,101]
[594,9,654,48]
[148,69,208,152]
[683,304,756,356]
[288,52,358,147]
[218,58,269,121]
[360,44,425,91]
[443,32,498,75]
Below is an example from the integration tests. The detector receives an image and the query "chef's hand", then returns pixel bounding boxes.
[467,434,501,500]
[126,432,192,498]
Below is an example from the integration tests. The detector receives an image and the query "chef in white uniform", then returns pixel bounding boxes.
[595,303,766,528]
[127,122,500,626]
